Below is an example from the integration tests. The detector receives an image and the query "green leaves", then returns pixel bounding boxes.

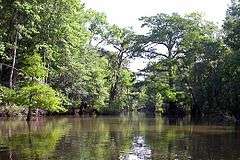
[0,82,64,113]
[0,86,17,105]
[17,83,64,112]
[22,53,47,80]
[133,12,223,114]
[224,0,240,50]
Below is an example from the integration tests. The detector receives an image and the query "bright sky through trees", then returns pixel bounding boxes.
[83,0,230,27]
[84,0,230,72]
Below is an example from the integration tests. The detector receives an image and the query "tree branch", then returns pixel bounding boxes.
[144,50,168,58]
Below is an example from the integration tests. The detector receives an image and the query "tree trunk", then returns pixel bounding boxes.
[26,107,32,121]
[9,32,18,88]
[168,67,174,88]
[108,51,124,107]
[109,74,119,106]
[167,48,174,88]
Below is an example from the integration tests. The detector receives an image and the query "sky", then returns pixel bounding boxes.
[83,0,231,72]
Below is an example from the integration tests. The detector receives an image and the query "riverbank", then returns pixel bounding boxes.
[0,105,238,125]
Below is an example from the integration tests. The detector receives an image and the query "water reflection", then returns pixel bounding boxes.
[120,136,151,160]
[0,116,239,160]
[0,118,70,160]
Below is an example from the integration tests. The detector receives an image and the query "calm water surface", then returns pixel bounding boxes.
[0,115,240,160]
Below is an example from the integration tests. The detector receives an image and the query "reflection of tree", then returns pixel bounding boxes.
[135,117,189,160]
[144,124,240,160]
[54,117,135,160]
[187,126,240,160]
[0,119,70,159]
[0,117,239,160]
[54,117,187,160]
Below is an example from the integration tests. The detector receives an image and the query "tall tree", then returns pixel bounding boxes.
[90,23,136,110]
[223,0,240,121]
[0,0,41,87]
[134,12,217,114]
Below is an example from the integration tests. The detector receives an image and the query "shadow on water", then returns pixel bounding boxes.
[0,115,240,160]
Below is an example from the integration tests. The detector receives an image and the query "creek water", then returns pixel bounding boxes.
[0,114,239,160]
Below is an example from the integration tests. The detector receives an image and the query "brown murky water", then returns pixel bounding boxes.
[0,114,240,160]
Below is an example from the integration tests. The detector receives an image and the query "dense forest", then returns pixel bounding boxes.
[0,0,239,122]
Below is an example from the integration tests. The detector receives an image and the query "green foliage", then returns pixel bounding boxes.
[224,0,240,50]
[0,86,16,105]
[133,12,228,116]
[22,53,47,79]
[136,80,169,112]
[0,0,239,119]
[0,37,4,56]
[221,0,240,118]
[17,83,64,112]
[0,0,137,115]
[120,69,134,88]
[82,50,110,110]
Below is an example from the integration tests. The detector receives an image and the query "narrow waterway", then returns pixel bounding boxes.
[0,115,239,160]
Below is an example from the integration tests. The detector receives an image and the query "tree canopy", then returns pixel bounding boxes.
[0,0,240,122]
